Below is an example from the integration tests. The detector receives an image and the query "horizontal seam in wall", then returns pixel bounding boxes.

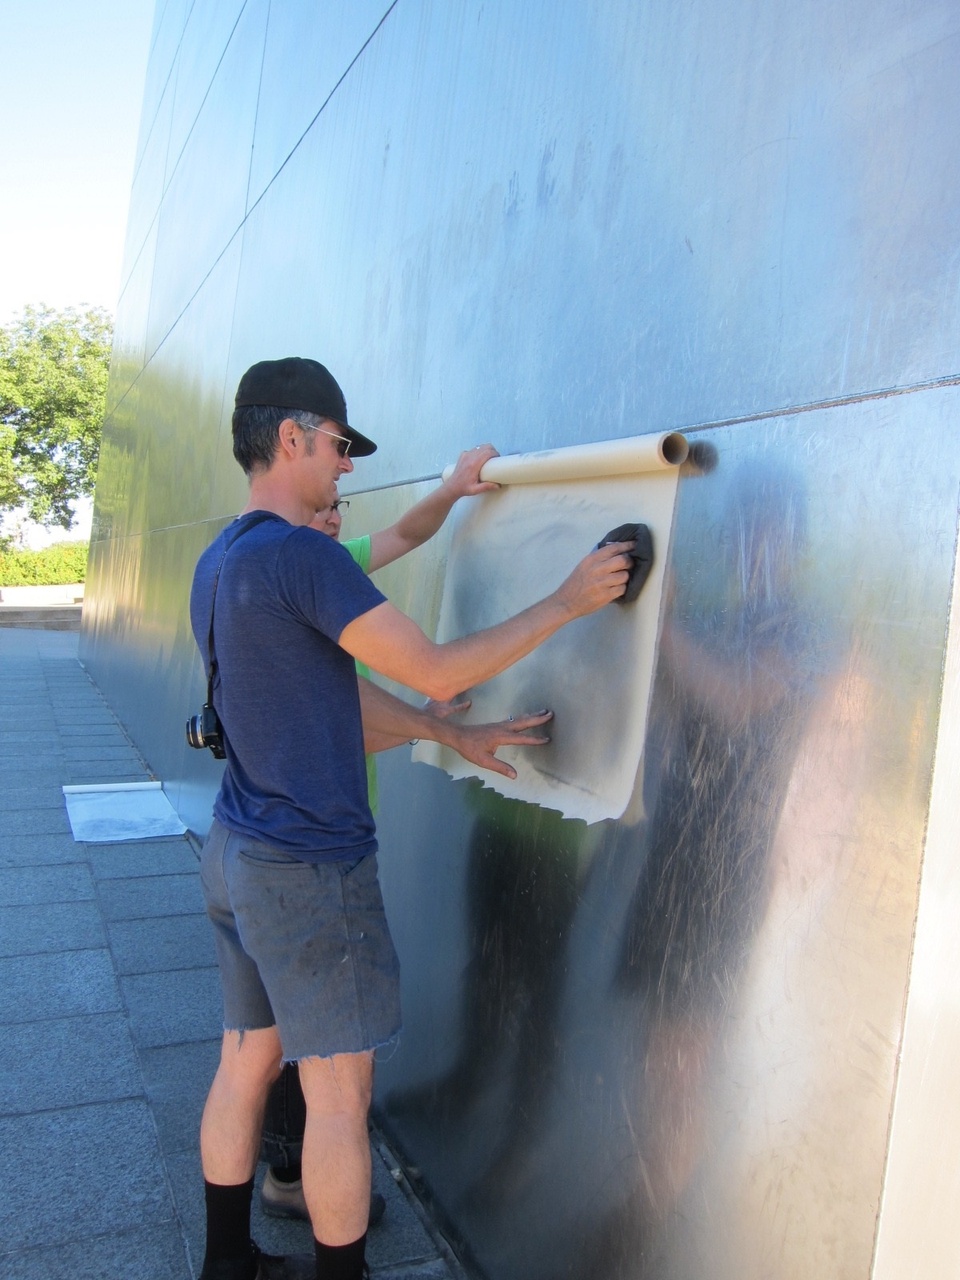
[686,373,960,433]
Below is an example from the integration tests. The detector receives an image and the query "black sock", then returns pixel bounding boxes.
[203,1177,255,1266]
[271,1161,303,1183]
[314,1233,366,1280]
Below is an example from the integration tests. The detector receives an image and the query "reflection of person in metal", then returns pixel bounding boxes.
[390,791,583,1205]
[588,460,822,1271]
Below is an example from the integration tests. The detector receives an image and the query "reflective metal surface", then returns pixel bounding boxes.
[83,1,960,1276]
[373,397,960,1280]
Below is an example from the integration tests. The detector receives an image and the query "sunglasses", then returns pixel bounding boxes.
[298,421,352,457]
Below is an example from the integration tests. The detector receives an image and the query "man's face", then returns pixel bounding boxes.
[298,417,353,509]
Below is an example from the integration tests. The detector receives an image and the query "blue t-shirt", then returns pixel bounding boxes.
[189,512,387,860]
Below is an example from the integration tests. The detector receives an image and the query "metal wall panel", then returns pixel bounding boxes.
[371,390,960,1280]
[82,1,960,1276]
[132,0,191,175]
[246,1,396,208]
[104,218,159,424]
[144,0,268,353]
[85,238,243,771]
[107,70,173,415]
[165,0,248,167]
[220,0,960,499]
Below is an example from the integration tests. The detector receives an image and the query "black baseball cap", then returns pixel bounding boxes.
[234,357,377,457]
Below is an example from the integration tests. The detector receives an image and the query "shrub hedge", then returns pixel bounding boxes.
[0,541,88,586]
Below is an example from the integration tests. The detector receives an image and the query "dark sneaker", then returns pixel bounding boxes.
[260,1168,386,1228]
[254,1243,317,1280]
[199,1240,315,1280]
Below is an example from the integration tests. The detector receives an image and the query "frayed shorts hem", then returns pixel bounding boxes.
[279,1030,402,1067]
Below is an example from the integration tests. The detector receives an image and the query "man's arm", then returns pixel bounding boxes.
[365,445,500,571]
[340,540,633,702]
[357,677,552,779]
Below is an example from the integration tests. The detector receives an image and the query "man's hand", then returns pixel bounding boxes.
[366,444,501,572]
[553,541,635,619]
[442,444,501,499]
[435,707,554,779]
[358,678,552,773]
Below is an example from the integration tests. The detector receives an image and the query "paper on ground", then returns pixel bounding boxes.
[62,781,187,843]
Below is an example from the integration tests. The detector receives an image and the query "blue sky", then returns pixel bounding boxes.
[0,0,156,324]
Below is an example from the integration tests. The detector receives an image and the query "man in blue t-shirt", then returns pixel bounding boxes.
[189,356,634,1280]
[261,451,545,1225]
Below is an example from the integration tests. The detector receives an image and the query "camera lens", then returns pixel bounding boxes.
[186,714,204,749]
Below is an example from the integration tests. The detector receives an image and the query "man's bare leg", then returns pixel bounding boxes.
[298,1050,374,1245]
[201,1027,284,1182]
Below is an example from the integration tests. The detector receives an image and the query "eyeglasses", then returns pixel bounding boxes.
[297,420,353,457]
[331,499,350,513]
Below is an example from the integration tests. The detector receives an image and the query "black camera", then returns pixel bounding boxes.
[185,703,226,758]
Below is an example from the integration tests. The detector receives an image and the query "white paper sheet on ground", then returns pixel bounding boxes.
[412,432,687,823]
[62,781,187,843]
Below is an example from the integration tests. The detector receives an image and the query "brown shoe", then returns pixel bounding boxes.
[261,1168,386,1228]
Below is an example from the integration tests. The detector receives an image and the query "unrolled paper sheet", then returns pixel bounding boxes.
[413,433,686,823]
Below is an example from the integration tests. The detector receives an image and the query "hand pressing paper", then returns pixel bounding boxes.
[597,523,654,603]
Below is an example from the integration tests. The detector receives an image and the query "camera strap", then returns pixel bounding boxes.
[203,512,281,706]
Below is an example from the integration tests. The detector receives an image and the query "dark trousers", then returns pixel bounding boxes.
[261,1062,306,1170]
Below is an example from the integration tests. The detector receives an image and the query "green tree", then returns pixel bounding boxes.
[0,305,113,529]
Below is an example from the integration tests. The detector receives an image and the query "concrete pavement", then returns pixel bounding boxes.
[0,626,459,1279]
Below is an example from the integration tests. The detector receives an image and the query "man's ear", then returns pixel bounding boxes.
[276,417,301,460]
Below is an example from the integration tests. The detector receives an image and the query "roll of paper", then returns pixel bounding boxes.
[442,431,688,485]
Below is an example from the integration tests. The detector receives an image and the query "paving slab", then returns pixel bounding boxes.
[0,761,68,784]
[0,805,72,835]
[86,837,200,879]
[0,861,95,905]
[0,832,90,867]
[0,899,106,956]
[0,1100,174,1250]
[3,1222,192,1280]
[0,783,65,809]
[108,913,216,974]
[139,1039,222,1154]
[120,966,223,1048]
[0,1012,140,1114]
[0,948,122,1021]
[98,872,206,921]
